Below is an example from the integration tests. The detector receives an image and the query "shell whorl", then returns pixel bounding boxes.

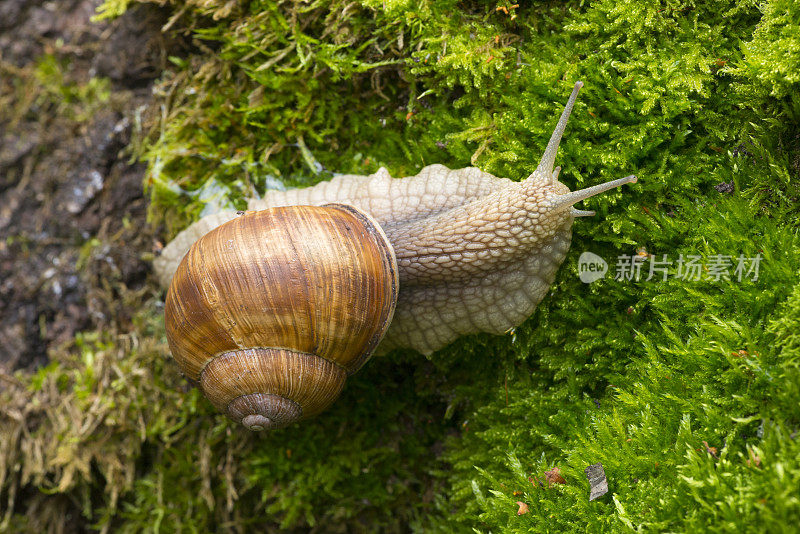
[200,348,347,430]
[165,205,398,430]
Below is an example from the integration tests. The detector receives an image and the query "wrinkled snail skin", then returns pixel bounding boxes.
[156,81,637,360]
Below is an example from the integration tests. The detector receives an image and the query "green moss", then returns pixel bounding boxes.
[3,0,800,531]
[732,0,800,103]
[92,0,133,21]
[436,193,800,531]
[0,54,112,127]
[34,55,112,116]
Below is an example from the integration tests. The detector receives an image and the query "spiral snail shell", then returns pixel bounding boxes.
[158,82,637,430]
[165,204,398,430]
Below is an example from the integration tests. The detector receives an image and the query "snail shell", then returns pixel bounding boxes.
[165,204,398,430]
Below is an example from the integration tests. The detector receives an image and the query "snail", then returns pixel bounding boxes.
[157,82,637,430]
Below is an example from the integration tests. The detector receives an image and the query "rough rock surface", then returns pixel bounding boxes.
[0,0,171,371]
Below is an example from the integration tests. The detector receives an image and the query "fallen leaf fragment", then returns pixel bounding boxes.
[516,501,529,515]
[585,463,608,501]
[544,467,566,487]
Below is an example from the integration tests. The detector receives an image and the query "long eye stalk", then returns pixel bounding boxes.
[534,81,584,179]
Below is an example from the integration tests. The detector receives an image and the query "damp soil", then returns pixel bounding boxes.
[0,0,174,372]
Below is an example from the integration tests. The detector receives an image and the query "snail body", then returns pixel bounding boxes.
[159,82,637,429]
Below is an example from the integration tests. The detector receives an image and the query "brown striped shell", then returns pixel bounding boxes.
[165,204,399,431]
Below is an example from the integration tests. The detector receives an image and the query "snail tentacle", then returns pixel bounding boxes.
[532,81,584,181]
[547,175,638,213]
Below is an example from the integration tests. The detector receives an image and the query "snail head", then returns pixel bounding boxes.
[524,81,637,222]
